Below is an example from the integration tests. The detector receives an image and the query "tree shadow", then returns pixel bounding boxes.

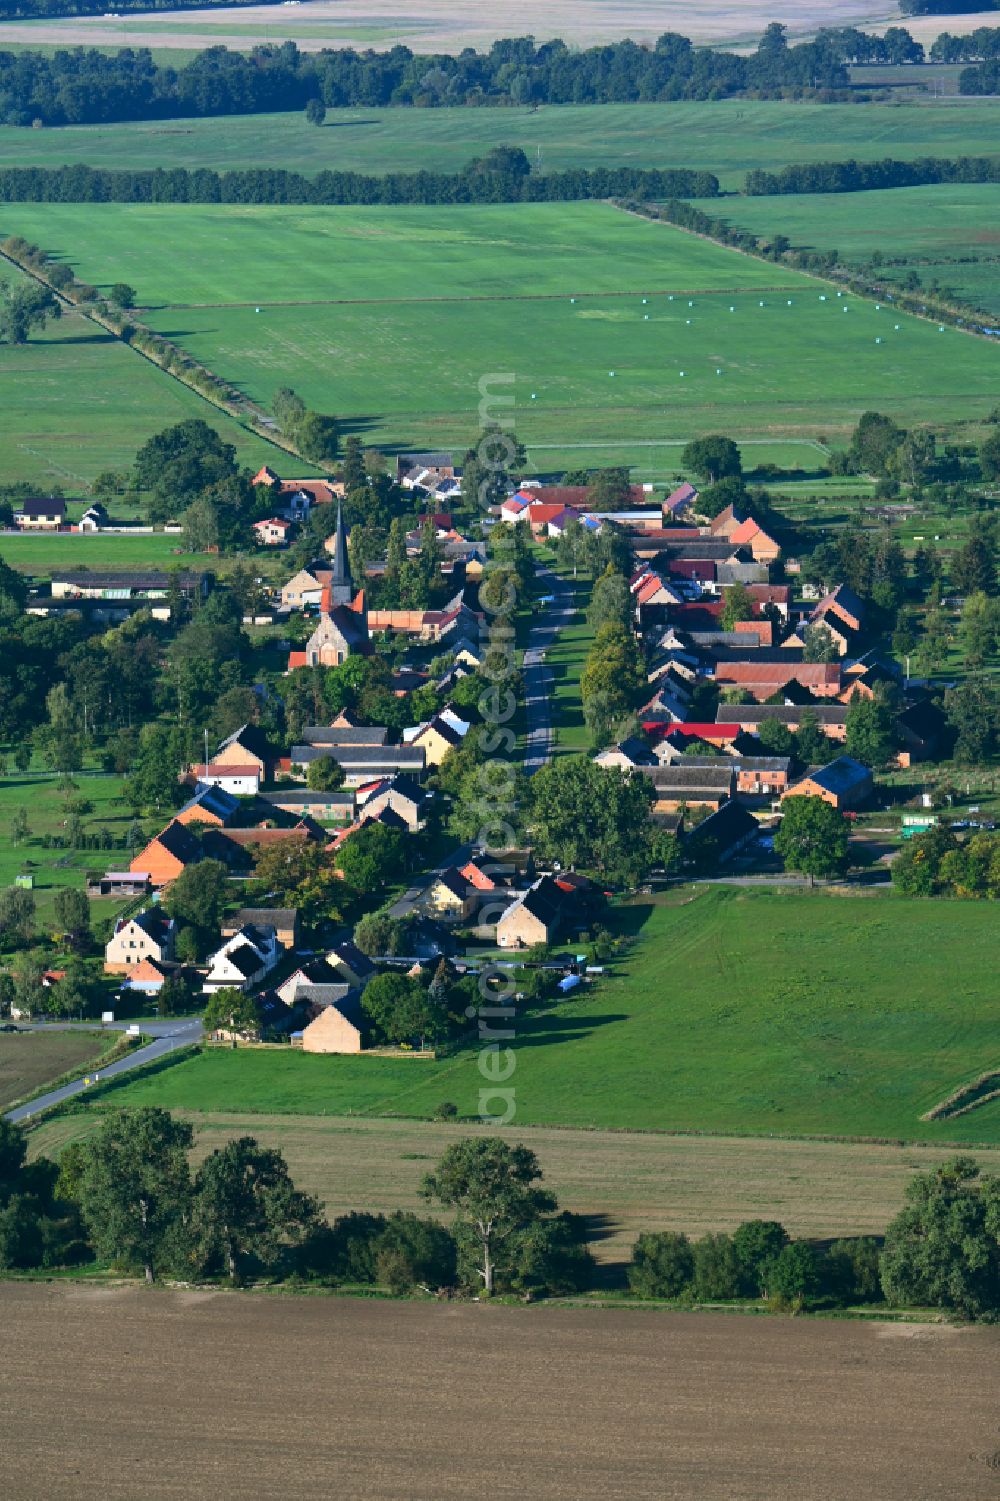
[513,1011,628,1049]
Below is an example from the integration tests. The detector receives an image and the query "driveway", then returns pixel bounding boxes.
[4,1018,202,1124]
[524,565,577,775]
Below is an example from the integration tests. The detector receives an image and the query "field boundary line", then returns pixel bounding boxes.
[0,238,314,474]
[613,198,1000,351]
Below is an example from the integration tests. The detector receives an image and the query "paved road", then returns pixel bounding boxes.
[524,565,577,775]
[4,1018,202,1124]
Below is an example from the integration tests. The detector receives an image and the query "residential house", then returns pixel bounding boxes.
[117,957,186,995]
[189,762,262,797]
[732,756,792,797]
[281,565,333,610]
[684,800,760,866]
[202,924,280,994]
[175,784,241,828]
[253,517,293,547]
[78,503,109,532]
[204,824,318,874]
[405,708,470,767]
[594,737,658,771]
[397,451,457,488]
[214,723,273,782]
[496,875,579,950]
[325,940,375,989]
[104,910,177,974]
[222,907,300,950]
[129,820,203,887]
[355,774,430,829]
[14,497,66,529]
[300,993,367,1053]
[783,755,873,811]
[811,584,866,636]
[663,482,698,520]
[423,867,476,922]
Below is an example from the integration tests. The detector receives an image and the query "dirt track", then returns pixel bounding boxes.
[2,1283,999,1500]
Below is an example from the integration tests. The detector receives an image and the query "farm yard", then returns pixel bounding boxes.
[3,100,1000,190]
[96,888,1000,1144]
[5,1286,999,1501]
[5,201,999,458]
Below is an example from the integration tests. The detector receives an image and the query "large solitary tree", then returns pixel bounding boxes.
[78,1108,192,1283]
[774,794,850,884]
[190,1136,319,1282]
[0,279,60,345]
[421,1137,556,1296]
[880,1158,1000,1321]
[681,435,742,485]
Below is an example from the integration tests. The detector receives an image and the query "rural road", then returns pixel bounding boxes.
[523,565,577,775]
[4,1018,202,1125]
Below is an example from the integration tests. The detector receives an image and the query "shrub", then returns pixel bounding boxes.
[628,1230,694,1298]
[691,1232,742,1300]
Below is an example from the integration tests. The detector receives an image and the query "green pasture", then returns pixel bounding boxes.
[0,770,130,928]
[701,183,1000,319]
[0,271,282,488]
[0,201,792,306]
[3,99,1000,189]
[102,886,1000,1143]
[3,201,994,449]
[0,533,210,575]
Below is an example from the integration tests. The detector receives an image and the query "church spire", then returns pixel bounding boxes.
[329,497,353,607]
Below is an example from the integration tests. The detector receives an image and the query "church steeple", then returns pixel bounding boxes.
[329,497,353,607]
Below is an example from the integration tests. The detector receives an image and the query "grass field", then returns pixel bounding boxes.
[0,1030,109,1110]
[0,268,283,488]
[702,183,1000,319]
[3,100,1000,189]
[31,1109,1000,1259]
[7,1288,999,1501]
[100,887,1000,1143]
[5,201,997,452]
[0,770,131,927]
[0,533,216,576]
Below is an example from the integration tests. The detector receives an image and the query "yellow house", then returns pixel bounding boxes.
[300,997,365,1054]
[423,868,475,922]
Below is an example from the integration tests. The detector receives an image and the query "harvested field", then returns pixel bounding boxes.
[3,1284,1000,1501]
[30,1111,1000,1263]
[0,1031,110,1112]
[0,0,911,55]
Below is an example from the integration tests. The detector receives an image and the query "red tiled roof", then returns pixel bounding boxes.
[287,651,308,671]
[729,518,761,545]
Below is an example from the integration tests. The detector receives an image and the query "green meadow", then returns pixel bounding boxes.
[2,100,1000,190]
[0,270,282,489]
[0,770,130,928]
[101,887,1000,1144]
[702,183,1000,319]
[4,202,998,452]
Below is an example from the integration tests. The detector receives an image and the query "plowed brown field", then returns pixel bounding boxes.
[2,1284,999,1500]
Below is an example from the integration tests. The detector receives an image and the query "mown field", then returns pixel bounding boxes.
[0,268,282,489]
[703,182,1000,319]
[4,201,997,453]
[0,533,216,575]
[6,1287,1000,1501]
[3,99,1000,189]
[0,1030,109,1110]
[101,887,1000,1143]
[31,1109,1000,1262]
